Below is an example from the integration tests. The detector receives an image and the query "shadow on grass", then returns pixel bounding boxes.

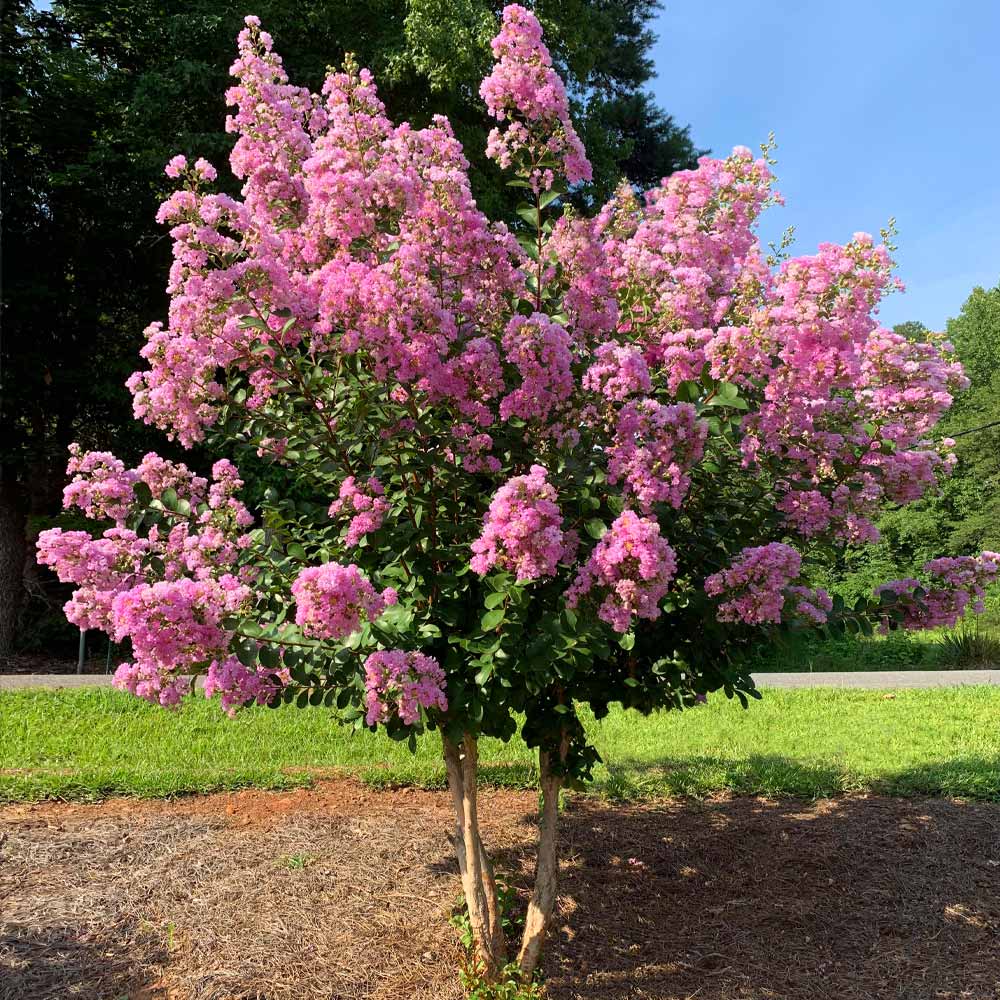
[0,921,167,1000]
[596,754,853,800]
[361,760,539,791]
[883,757,1000,799]
[359,753,1000,802]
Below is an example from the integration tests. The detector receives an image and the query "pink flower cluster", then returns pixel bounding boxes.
[470,465,575,581]
[499,313,575,427]
[111,575,247,673]
[291,562,397,639]
[786,585,834,626]
[583,343,650,402]
[480,4,592,189]
[566,511,677,632]
[62,445,138,522]
[704,543,803,625]
[601,148,774,343]
[36,527,147,632]
[111,575,251,708]
[36,448,281,711]
[608,400,707,510]
[363,649,448,726]
[204,655,287,716]
[877,553,1000,630]
[328,476,389,546]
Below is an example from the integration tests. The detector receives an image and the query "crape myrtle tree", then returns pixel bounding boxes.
[37,7,1000,984]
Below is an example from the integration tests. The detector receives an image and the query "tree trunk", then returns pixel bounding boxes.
[443,733,506,979]
[516,734,569,979]
[0,476,26,658]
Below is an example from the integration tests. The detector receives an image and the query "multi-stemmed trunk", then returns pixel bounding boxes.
[442,732,566,983]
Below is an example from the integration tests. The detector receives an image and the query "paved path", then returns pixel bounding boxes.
[752,669,1000,688]
[2,670,1000,691]
[0,674,116,689]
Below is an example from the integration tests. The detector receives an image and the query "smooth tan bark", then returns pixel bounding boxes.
[442,734,506,978]
[516,736,568,979]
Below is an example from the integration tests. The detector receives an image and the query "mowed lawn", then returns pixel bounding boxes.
[1,685,998,802]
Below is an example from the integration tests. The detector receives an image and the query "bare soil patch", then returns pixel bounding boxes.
[1,781,998,1000]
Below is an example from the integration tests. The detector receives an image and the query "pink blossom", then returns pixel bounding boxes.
[704,543,802,625]
[608,400,706,511]
[480,5,592,188]
[583,343,650,402]
[566,511,677,632]
[364,650,448,726]
[877,553,1000,630]
[328,476,389,546]
[204,655,287,716]
[787,585,834,626]
[165,154,188,178]
[291,562,396,640]
[193,158,218,182]
[499,313,575,425]
[62,444,138,523]
[471,465,575,581]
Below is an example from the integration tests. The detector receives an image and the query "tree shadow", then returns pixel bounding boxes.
[533,785,1000,999]
[0,920,168,1000]
[595,753,854,800]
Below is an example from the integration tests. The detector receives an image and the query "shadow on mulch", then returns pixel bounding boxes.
[0,920,168,1000]
[544,791,1000,999]
[1,779,998,1000]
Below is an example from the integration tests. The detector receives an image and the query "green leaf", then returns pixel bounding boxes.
[481,608,504,631]
[483,592,506,610]
[516,204,539,227]
[259,645,280,669]
[618,632,636,651]
[234,640,257,668]
[538,187,563,209]
[585,518,607,540]
[160,487,179,512]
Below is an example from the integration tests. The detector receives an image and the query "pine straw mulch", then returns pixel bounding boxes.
[1,781,998,1000]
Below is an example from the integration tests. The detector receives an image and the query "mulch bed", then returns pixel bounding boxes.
[1,781,998,999]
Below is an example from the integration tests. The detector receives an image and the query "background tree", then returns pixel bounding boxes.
[0,0,702,657]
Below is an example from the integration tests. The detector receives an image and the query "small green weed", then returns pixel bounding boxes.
[280,852,316,870]
[451,880,544,998]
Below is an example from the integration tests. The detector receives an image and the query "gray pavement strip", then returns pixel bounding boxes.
[751,669,1000,688]
[1,671,999,691]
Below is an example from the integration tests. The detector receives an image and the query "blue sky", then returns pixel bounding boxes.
[648,0,1000,330]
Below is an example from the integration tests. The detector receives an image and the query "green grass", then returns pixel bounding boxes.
[2,685,999,802]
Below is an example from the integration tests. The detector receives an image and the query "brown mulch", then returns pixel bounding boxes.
[1,782,998,1000]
